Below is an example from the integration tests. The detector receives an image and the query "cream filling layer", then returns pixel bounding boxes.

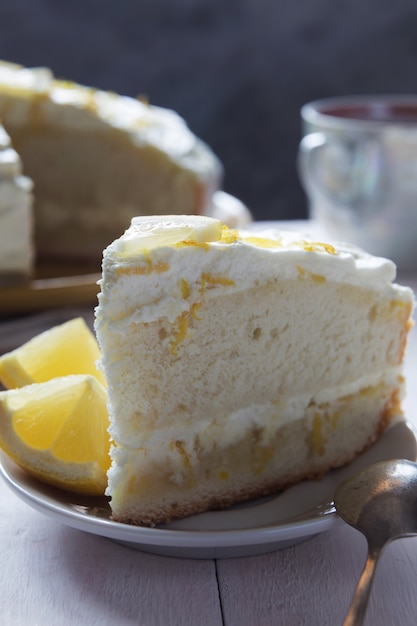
[97,224,413,330]
[107,368,403,490]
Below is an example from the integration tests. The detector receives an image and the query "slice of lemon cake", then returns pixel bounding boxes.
[0,61,222,264]
[0,121,33,285]
[94,216,414,526]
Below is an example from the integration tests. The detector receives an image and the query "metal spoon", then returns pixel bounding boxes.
[334,459,417,626]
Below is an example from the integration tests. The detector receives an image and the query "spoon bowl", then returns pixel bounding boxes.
[334,459,417,625]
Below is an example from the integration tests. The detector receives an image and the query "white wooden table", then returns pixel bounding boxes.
[1,225,417,626]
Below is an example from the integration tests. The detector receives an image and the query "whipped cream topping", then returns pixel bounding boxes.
[0,122,33,275]
[0,61,222,178]
[0,125,21,178]
[97,216,409,327]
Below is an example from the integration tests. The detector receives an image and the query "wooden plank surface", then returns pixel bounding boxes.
[216,528,417,626]
[0,478,223,626]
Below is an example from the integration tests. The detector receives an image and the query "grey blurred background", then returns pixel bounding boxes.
[1,0,417,221]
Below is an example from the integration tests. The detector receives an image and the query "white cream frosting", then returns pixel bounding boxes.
[96,215,410,328]
[0,123,33,276]
[0,61,222,180]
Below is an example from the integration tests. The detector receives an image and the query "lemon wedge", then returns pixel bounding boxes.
[0,374,110,495]
[117,215,223,255]
[0,317,105,389]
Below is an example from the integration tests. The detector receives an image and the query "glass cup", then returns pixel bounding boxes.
[298,95,417,270]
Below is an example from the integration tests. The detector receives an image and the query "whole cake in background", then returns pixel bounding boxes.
[0,121,33,285]
[0,60,234,270]
[94,215,414,527]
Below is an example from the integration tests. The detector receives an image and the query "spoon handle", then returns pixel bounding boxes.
[343,548,380,626]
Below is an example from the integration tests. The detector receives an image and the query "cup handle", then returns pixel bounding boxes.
[298,132,386,211]
[297,132,328,195]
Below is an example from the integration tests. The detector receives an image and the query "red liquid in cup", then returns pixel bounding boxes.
[321,103,417,124]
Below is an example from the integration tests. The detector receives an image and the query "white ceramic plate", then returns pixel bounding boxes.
[1,421,416,559]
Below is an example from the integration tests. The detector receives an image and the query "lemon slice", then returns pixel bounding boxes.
[117,215,223,255]
[0,317,105,389]
[0,374,110,495]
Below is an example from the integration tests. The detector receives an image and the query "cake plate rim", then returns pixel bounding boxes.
[0,419,415,559]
